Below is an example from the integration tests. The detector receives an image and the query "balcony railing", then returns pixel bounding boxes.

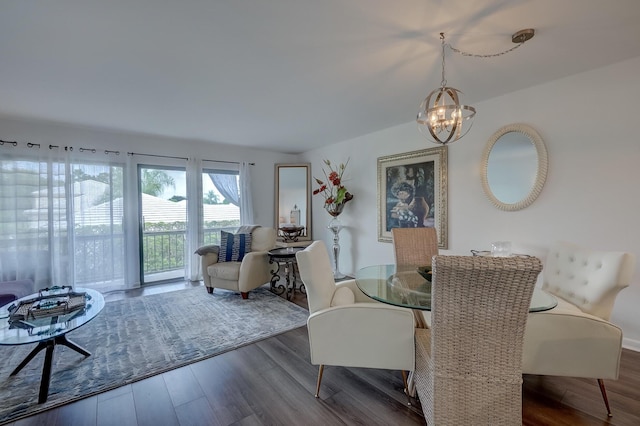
[1,226,238,287]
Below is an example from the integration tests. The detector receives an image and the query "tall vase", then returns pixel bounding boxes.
[327,215,345,279]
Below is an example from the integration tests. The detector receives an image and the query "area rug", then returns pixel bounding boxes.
[0,286,309,425]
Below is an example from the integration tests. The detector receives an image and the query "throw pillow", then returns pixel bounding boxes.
[219,231,252,263]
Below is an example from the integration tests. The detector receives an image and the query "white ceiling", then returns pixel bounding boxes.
[1,0,640,154]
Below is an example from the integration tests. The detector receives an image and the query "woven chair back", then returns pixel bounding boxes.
[391,227,438,267]
[416,255,542,425]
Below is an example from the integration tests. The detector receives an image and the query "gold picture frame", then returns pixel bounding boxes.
[377,146,448,248]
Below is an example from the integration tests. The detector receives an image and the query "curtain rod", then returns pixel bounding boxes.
[127,152,256,166]
[127,152,254,165]
[1,139,253,164]
[1,139,121,155]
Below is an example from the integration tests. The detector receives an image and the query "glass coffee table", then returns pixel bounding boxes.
[0,287,104,403]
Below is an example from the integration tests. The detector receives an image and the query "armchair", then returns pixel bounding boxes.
[295,241,415,398]
[522,242,635,417]
[196,226,276,299]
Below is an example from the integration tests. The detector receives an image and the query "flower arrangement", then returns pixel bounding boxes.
[313,158,354,217]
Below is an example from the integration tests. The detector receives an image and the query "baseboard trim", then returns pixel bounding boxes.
[622,337,640,352]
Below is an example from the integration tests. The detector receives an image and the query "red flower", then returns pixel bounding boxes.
[312,158,354,214]
[329,171,340,186]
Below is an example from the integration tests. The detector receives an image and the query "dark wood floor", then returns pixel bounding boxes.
[8,281,640,426]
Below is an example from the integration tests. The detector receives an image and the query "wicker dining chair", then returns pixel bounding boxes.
[391,227,439,267]
[414,255,542,425]
[392,227,439,328]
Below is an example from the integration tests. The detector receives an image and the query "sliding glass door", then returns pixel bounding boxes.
[138,165,187,284]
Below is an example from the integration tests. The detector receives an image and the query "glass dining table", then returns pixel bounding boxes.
[355,264,558,312]
[355,264,557,396]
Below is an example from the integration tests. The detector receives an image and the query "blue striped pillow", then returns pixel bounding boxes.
[219,231,252,262]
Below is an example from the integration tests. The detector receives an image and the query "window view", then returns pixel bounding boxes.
[202,169,240,245]
[138,166,241,284]
[139,166,187,284]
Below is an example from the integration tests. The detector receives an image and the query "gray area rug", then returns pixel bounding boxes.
[0,286,309,425]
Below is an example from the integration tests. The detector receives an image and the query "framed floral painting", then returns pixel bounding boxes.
[377,146,448,248]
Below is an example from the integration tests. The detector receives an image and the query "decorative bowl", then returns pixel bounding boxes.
[416,266,432,282]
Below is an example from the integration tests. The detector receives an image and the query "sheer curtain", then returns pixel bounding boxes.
[240,161,254,224]
[0,144,129,291]
[208,173,239,206]
[185,158,202,282]
[0,146,66,289]
[208,162,253,225]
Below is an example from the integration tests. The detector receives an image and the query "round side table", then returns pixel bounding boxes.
[268,247,306,300]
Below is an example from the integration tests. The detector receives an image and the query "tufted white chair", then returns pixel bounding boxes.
[197,227,276,299]
[296,241,415,399]
[522,241,635,417]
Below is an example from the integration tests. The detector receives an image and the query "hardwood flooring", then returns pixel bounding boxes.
[8,281,640,426]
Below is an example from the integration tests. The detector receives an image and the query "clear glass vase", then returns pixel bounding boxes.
[327,215,345,279]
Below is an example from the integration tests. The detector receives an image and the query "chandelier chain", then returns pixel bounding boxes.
[447,41,524,58]
[440,33,447,87]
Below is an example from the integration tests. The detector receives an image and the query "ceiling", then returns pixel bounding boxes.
[1,1,640,154]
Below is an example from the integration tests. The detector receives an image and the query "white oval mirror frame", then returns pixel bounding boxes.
[481,123,548,211]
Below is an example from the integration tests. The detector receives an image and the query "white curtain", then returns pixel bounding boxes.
[239,161,254,224]
[185,157,202,282]
[123,154,140,288]
[0,146,69,289]
[0,144,129,291]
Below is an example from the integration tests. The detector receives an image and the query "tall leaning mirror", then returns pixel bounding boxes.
[481,123,548,211]
[275,163,312,242]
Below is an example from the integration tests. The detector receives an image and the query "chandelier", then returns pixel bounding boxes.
[417,29,535,145]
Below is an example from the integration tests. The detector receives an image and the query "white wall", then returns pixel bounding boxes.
[0,116,298,229]
[302,55,640,350]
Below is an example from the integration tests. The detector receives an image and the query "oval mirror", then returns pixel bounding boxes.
[481,123,548,211]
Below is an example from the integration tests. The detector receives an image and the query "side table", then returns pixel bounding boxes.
[268,247,306,300]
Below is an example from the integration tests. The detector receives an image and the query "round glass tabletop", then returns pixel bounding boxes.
[355,264,557,312]
[0,287,105,346]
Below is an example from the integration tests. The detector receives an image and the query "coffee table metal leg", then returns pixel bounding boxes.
[56,334,91,357]
[39,341,55,403]
[11,334,92,404]
[10,340,48,376]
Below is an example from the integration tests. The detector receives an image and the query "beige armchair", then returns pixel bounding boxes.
[295,241,415,399]
[414,255,542,425]
[522,242,635,416]
[196,226,276,299]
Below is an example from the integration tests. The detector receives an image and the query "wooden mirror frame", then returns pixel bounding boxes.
[481,123,548,211]
[274,163,312,241]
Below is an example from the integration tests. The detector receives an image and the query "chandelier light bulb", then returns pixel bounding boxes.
[417,85,476,144]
